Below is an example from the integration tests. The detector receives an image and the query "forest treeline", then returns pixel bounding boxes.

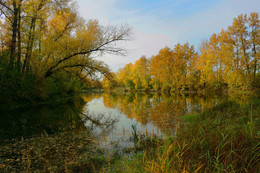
[0,1,259,106]
[104,12,260,92]
[0,0,131,105]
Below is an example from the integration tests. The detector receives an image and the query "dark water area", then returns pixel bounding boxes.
[0,98,86,142]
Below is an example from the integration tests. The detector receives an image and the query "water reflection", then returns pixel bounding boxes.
[0,92,254,142]
[0,96,120,172]
[0,96,118,142]
[84,92,256,138]
[0,98,86,141]
[0,92,256,172]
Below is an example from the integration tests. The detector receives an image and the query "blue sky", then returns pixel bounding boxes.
[77,0,260,72]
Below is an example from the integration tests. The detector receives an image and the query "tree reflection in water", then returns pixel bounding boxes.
[0,96,119,172]
[0,92,255,172]
[98,92,254,136]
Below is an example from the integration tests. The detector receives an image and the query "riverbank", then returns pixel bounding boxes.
[110,87,260,95]
[113,98,260,172]
[1,96,259,172]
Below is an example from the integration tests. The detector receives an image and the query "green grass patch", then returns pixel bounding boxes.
[117,98,260,173]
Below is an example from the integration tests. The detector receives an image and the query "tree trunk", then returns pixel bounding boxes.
[240,34,250,74]
[17,0,22,72]
[22,0,45,73]
[252,44,257,76]
[9,1,18,70]
[23,17,36,73]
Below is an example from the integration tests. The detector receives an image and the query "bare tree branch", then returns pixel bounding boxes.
[44,25,131,78]
[0,1,14,13]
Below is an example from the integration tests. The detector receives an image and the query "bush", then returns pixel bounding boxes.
[0,53,85,107]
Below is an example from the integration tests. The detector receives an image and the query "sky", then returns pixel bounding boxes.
[77,0,260,72]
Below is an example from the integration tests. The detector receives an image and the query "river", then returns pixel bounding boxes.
[0,92,256,171]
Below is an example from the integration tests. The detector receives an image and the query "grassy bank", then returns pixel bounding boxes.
[114,98,260,172]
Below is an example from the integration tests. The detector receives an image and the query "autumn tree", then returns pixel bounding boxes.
[150,47,175,90]
[197,37,220,89]
[0,0,131,79]
[130,56,150,89]
[196,12,259,90]
[171,43,196,90]
[118,12,259,92]
[149,44,196,91]
[117,63,135,90]
[0,0,132,103]
[225,12,259,89]
[102,72,117,90]
[248,12,260,81]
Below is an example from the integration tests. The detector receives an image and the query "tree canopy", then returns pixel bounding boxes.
[0,0,131,79]
[116,12,259,92]
[0,0,131,103]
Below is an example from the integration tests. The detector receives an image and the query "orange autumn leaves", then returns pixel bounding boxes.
[115,43,198,91]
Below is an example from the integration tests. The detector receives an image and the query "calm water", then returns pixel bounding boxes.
[0,92,255,147]
[0,92,257,171]
[80,92,255,148]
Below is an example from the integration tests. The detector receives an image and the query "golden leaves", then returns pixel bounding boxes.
[116,12,259,91]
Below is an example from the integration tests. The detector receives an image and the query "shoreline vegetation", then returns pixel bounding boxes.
[120,98,260,173]
[1,87,258,110]
[1,97,259,172]
[110,87,260,94]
